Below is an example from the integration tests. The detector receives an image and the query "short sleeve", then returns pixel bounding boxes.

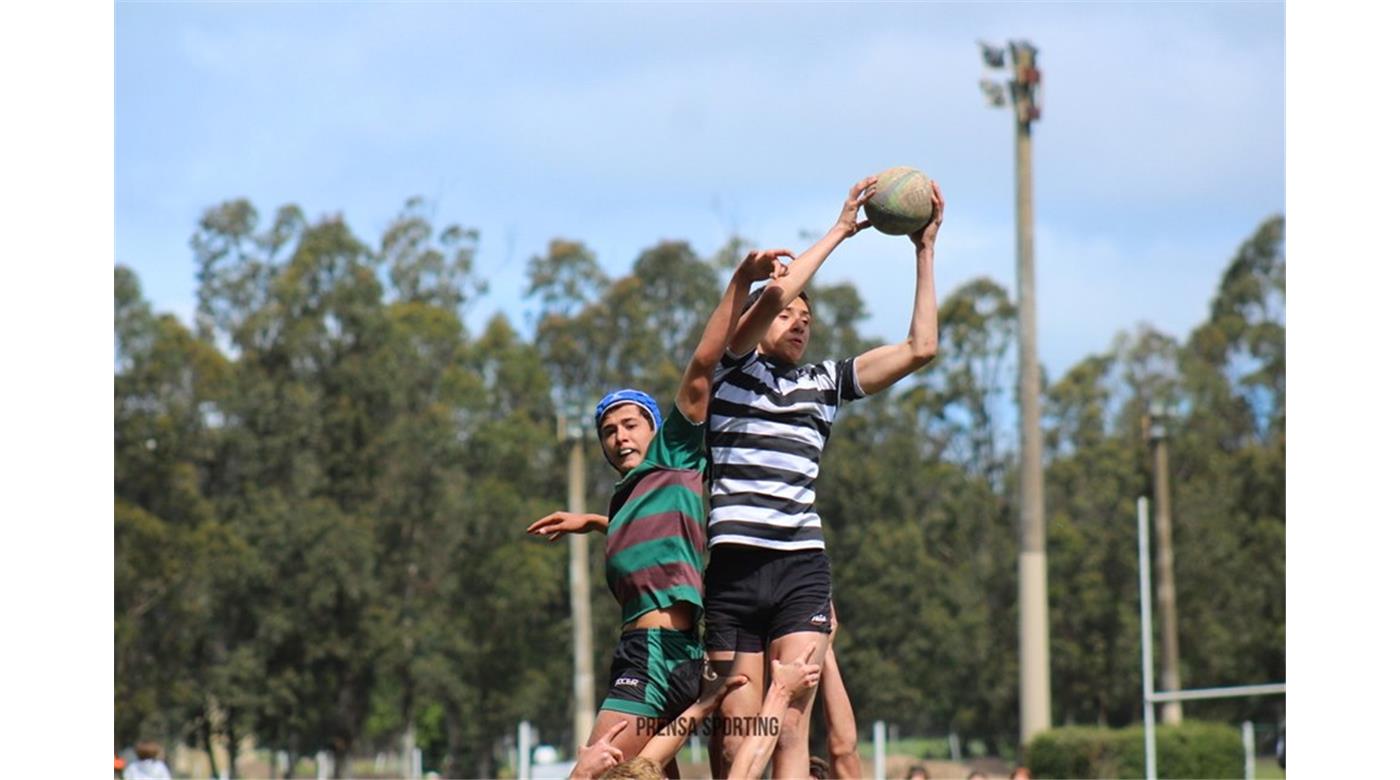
[819,357,866,406]
[642,405,708,472]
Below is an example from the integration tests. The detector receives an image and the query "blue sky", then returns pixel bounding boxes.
[115,2,1284,379]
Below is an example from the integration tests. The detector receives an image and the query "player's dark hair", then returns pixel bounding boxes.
[742,287,812,316]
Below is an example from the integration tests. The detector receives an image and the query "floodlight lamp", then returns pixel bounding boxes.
[1009,40,1039,70]
[978,41,1005,68]
[1143,402,1167,441]
[979,79,1006,107]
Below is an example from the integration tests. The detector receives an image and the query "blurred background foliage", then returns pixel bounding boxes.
[115,200,1283,777]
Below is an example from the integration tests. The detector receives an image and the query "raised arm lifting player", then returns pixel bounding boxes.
[571,647,823,780]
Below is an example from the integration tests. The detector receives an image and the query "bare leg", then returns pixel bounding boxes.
[585,710,654,761]
[821,647,863,780]
[706,650,766,778]
[768,631,831,780]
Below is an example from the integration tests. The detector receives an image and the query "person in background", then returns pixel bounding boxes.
[1009,767,1032,780]
[906,765,930,780]
[123,741,172,780]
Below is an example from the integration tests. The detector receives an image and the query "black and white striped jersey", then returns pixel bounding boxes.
[706,349,865,551]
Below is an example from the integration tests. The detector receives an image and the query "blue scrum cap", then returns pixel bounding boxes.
[593,389,662,438]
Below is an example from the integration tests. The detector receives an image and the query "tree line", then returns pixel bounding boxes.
[115,197,1284,777]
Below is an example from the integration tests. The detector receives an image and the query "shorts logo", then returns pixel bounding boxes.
[809,613,829,625]
[615,676,642,687]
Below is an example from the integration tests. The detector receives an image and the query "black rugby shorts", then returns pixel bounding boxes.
[703,545,832,653]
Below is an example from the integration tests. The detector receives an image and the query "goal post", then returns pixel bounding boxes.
[1136,497,1284,780]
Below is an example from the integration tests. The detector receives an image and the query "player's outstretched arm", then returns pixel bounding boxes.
[726,643,822,780]
[527,510,609,541]
[638,667,749,767]
[569,721,626,780]
[727,177,877,357]
[853,180,945,396]
[676,249,792,423]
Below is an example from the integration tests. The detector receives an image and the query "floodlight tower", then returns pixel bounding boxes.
[1146,402,1183,726]
[979,39,1051,747]
[558,406,596,749]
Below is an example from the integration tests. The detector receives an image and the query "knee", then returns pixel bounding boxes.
[827,733,857,762]
[826,721,857,758]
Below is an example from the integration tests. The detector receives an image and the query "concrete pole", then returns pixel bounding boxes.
[518,721,532,780]
[1148,406,1183,725]
[873,720,886,780]
[1243,720,1256,780]
[1137,497,1158,780]
[568,434,596,747]
[401,723,416,779]
[1012,41,1052,747]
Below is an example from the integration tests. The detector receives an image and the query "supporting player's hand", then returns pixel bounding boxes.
[770,642,822,695]
[571,721,627,780]
[736,248,795,285]
[695,660,749,714]
[834,176,878,238]
[828,601,839,641]
[527,511,604,541]
[910,179,945,251]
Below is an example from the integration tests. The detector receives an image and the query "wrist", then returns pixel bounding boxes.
[770,681,800,700]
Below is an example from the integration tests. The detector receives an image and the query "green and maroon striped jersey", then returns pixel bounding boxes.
[605,406,708,625]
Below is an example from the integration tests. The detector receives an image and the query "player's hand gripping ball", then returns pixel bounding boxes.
[864,166,934,235]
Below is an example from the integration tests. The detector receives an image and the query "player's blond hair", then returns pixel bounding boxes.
[600,756,664,780]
